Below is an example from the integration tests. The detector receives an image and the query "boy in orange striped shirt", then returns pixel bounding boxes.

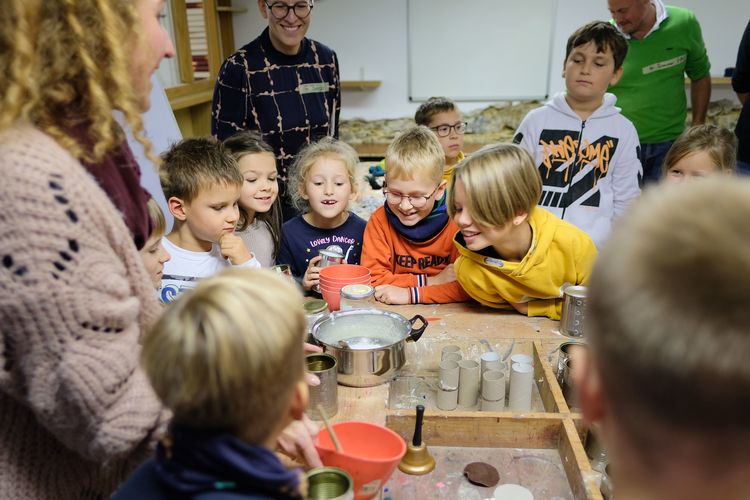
[362,126,471,304]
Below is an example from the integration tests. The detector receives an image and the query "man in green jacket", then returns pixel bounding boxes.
[608,0,711,183]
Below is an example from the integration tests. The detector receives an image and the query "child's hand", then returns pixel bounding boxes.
[276,415,322,468]
[509,301,529,315]
[302,255,323,291]
[219,233,252,265]
[427,264,456,285]
[374,284,410,305]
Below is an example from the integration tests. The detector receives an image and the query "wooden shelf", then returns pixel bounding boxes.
[166,79,214,110]
[341,80,382,91]
[216,5,247,13]
[684,76,732,85]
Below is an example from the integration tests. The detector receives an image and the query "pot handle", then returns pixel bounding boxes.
[406,314,428,343]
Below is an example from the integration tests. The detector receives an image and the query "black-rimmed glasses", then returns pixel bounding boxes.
[430,122,468,137]
[264,1,313,20]
[382,184,442,209]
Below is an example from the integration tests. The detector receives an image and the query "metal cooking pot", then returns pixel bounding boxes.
[311,309,427,387]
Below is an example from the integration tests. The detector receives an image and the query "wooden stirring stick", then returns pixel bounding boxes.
[317,404,342,452]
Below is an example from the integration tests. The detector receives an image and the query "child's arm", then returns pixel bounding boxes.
[611,122,643,217]
[376,281,472,305]
[361,212,422,288]
[526,232,598,320]
[220,232,260,268]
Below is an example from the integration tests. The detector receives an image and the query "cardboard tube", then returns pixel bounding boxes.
[481,369,505,401]
[443,352,462,363]
[508,362,534,412]
[480,397,505,412]
[457,360,480,407]
[436,387,458,410]
[480,351,502,374]
[441,345,461,360]
[439,360,459,390]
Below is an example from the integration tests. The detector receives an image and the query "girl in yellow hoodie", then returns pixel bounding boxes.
[447,144,597,320]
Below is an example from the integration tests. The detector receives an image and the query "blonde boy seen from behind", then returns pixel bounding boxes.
[113,269,316,498]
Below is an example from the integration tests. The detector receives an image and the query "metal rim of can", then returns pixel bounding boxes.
[306,466,353,499]
[563,285,587,298]
[319,249,344,259]
[305,299,329,315]
[340,283,375,300]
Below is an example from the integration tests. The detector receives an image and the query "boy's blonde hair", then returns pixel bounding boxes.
[142,268,306,442]
[160,137,243,203]
[447,143,542,227]
[289,137,359,212]
[0,0,154,164]
[663,125,738,175]
[146,198,167,238]
[385,126,445,183]
[587,177,750,466]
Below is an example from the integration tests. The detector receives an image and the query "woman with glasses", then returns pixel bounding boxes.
[212,0,341,222]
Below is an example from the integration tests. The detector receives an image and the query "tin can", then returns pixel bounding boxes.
[560,285,587,337]
[306,353,338,420]
[306,466,354,500]
[319,248,344,267]
[556,340,586,384]
[304,299,329,340]
[339,284,376,310]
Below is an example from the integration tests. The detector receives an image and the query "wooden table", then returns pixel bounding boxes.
[333,301,562,425]
[320,302,603,499]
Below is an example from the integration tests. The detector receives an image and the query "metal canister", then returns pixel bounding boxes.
[319,247,344,267]
[314,247,345,293]
[306,466,353,500]
[304,299,329,341]
[339,284,376,311]
[560,285,587,337]
[306,353,338,420]
[556,340,586,384]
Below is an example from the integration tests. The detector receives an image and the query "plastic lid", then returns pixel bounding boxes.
[304,299,328,315]
[340,284,375,299]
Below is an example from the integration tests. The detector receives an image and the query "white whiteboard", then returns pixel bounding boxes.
[407,0,557,102]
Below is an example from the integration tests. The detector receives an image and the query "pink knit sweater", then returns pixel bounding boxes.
[0,125,168,499]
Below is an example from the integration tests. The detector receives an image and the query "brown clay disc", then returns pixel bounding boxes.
[463,461,500,487]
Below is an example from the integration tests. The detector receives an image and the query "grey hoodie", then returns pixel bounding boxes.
[514,92,643,247]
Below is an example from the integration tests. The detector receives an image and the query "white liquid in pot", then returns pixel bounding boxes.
[316,314,406,349]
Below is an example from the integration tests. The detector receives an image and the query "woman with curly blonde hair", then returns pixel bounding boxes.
[0,0,174,497]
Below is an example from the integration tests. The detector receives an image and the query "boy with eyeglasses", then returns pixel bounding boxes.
[362,126,471,305]
[513,21,642,248]
[415,97,468,185]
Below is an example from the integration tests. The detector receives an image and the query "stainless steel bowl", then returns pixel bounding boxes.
[311,309,427,387]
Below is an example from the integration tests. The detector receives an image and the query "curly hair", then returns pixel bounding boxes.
[0,0,154,164]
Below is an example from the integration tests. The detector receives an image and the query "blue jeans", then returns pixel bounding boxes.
[640,140,674,185]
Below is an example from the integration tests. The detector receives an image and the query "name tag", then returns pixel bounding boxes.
[642,54,687,75]
[299,82,330,94]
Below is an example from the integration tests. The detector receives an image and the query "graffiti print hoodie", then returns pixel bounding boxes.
[513,92,642,247]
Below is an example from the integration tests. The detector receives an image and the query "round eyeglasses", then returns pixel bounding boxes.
[264,1,313,20]
[430,122,468,138]
[382,184,442,209]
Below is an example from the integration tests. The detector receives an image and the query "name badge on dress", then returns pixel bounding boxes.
[299,82,330,94]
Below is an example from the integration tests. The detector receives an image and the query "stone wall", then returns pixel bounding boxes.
[340,99,740,146]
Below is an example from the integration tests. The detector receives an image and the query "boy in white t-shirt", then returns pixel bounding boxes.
[158,137,259,304]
